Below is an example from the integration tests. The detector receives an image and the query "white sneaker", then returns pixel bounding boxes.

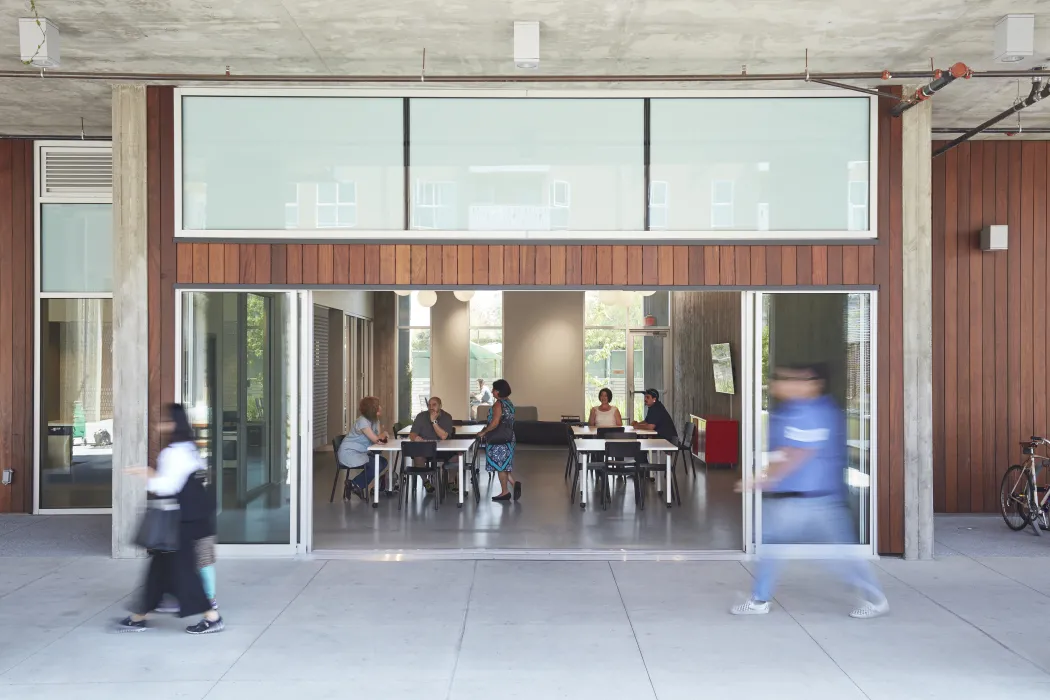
[730,598,771,615]
[849,597,889,619]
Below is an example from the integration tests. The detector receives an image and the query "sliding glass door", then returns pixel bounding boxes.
[179,290,310,551]
[744,291,876,556]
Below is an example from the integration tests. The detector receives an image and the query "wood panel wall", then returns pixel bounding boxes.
[932,140,1049,514]
[0,140,34,513]
[148,86,906,553]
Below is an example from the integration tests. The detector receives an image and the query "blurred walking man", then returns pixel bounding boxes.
[732,364,889,619]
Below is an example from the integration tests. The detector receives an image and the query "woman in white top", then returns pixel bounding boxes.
[589,388,623,428]
[117,403,224,635]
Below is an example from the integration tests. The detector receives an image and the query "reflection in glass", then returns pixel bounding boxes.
[469,292,503,417]
[181,97,404,230]
[632,333,668,423]
[41,204,113,293]
[39,299,113,509]
[761,293,872,545]
[397,328,431,423]
[181,292,297,545]
[650,98,870,231]
[410,98,644,231]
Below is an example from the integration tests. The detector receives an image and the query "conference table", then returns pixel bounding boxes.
[367,438,476,508]
[572,425,657,437]
[573,438,678,508]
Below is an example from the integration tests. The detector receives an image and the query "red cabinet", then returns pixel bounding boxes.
[692,415,739,466]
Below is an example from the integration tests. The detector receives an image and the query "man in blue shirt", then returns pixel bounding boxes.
[732,364,888,619]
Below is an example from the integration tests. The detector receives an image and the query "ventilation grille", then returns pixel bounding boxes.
[41,147,112,196]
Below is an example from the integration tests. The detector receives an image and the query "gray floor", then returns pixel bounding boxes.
[2,546,1050,698]
[312,445,744,551]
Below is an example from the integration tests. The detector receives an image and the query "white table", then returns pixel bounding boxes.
[397,423,486,437]
[573,438,678,508]
[572,425,657,437]
[367,439,477,508]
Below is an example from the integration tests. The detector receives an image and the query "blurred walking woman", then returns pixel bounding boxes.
[479,379,521,502]
[118,403,224,634]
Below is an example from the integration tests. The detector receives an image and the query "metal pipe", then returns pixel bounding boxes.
[891,63,971,117]
[809,78,898,99]
[0,67,1049,85]
[933,80,1050,158]
[933,127,1050,134]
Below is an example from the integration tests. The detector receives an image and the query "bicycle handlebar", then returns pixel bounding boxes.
[1030,436,1049,445]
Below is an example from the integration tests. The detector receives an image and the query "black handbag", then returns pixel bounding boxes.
[484,414,515,445]
[134,498,181,552]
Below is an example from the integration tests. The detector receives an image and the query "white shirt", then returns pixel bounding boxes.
[592,406,619,428]
[148,442,203,497]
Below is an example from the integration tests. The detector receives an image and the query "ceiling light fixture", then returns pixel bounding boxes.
[18,16,60,69]
[416,290,437,308]
[453,290,475,302]
[994,14,1035,64]
[514,21,540,69]
[394,290,411,296]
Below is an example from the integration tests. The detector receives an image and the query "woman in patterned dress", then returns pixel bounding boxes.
[480,379,521,502]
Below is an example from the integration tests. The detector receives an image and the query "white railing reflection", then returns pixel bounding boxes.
[468,205,551,231]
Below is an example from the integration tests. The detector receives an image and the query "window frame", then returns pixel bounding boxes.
[33,141,116,515]
[174,88,879,241]
[467,292,504,415]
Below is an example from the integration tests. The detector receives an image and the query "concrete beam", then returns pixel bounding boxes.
[111,84,149,558]
[900,86,934,560]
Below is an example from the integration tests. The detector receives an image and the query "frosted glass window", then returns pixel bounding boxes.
[649,98,871,231]
[181,97,404,231]
[41,204,112,293]
[409,99,644,231]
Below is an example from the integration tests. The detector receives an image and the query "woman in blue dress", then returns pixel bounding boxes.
[480,379,521,502]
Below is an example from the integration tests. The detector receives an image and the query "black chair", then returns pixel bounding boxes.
[593,440,648,510]
[399,441,443,511]
[564,423,578,481]
[674,422,698,477]
[330,435,362,502]
[596,426,626,439]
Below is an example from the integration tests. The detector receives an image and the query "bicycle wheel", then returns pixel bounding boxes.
[1000,465,1034,531]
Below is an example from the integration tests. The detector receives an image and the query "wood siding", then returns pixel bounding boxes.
[147,87,906,553]
[0,140,34,513]
[932,140,1048,514]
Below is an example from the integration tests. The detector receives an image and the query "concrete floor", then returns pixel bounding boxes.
[313,445,744,551]
[2,543,1050,698]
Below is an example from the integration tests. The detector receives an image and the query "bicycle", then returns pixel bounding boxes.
[999,436,1050,535]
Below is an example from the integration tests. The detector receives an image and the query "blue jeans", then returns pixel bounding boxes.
[351,456,388,489]
[752,495,883,603]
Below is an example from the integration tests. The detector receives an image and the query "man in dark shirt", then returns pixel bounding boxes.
[409,396,456,492]
[633,388,678,443]
[409,396,454,442]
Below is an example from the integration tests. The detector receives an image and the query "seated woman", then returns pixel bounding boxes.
[588,387,623,428]
[338,396,390,500]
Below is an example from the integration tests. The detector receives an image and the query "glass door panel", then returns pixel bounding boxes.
[752,292,874,554]
[181,291,300,546]
[627,330,670,423]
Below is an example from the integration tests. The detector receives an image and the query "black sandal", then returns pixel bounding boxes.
[513,482,522,501]
[492,492,512,502]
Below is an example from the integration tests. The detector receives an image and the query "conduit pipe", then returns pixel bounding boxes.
[891,63,971,116]
[932,127,1050,134]
[933,79,1050,158]
[0,67,1050,84]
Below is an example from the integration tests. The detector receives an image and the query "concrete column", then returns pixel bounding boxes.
[111,84,149,558]
[900,86,935,560]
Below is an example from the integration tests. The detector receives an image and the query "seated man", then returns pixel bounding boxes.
[409,396,456,492]
[632,388,679,443]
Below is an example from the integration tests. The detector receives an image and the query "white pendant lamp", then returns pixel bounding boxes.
[394,290,411,297]
[416,290,438,308]
[640,290,656,297]
[453,290,475,302]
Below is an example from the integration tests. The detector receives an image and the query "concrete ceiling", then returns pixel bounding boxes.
[1,0,1050,136]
